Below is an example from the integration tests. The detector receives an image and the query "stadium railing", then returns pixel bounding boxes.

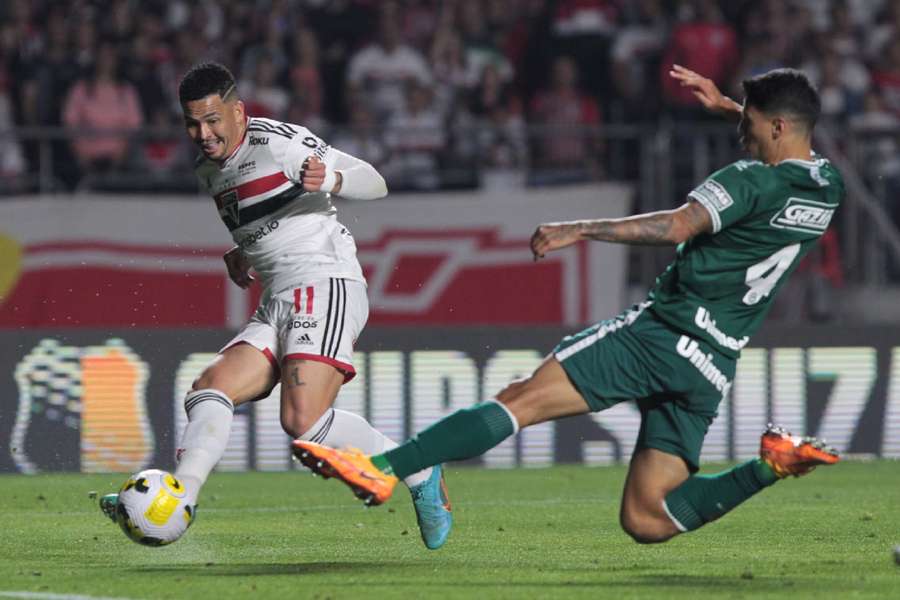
[3,121,899,289]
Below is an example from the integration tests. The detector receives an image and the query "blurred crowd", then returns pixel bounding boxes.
[0,0,899,193]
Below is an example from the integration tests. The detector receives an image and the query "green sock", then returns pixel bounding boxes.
[371,402,516,480]
[663,459,778,532]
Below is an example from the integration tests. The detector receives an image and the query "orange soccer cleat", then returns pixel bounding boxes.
[292,441,399,505]
[760,423,840,478]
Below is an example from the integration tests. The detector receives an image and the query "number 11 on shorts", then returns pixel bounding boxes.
[294,286,314,315]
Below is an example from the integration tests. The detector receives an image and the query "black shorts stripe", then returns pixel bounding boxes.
[325,279,341,357]
[329,279,346,358]
[319,279,334,356]
[332,279,348,359]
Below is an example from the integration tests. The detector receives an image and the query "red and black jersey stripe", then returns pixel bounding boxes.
[224,185,307,230]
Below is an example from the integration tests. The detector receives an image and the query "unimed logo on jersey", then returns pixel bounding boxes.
[770,198,836,234]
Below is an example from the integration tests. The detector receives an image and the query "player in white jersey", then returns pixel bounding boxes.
[99,62,452,550]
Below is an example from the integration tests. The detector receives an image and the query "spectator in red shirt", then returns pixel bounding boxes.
[62,40,143,179]
[529,55,602,183]
[660,0,738,112]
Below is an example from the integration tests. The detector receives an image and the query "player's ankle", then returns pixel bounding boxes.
[175,474,203,503]
[370,454,394,475]
[753,458,781,484]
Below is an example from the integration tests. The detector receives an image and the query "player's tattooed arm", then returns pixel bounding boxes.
[530,201,713,259]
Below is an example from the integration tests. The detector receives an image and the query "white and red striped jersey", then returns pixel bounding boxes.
[195,116,387,296]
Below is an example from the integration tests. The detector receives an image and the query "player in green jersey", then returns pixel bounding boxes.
[293,66,842,545]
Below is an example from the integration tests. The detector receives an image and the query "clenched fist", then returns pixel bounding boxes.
[223,246,254,289]
[530,222,582,261]
[301,156,342,193]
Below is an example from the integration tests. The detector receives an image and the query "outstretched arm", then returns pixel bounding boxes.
[530,201,713,260]
[669,65,742,121]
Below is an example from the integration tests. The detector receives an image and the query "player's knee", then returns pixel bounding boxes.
[619,507,673,545]
[495,378,540,426]
[191,372,215,392]
[191,360,232,391]
[280,412,304,439]
[496,377,528,402]
[280,409,322,439]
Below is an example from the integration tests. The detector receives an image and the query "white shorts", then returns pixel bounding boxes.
[222,278,369,382]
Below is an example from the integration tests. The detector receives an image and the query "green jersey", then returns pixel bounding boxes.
[648,156,845,358]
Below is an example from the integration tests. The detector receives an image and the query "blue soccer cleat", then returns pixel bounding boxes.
[409,464,452,550]
[99,493,119,522]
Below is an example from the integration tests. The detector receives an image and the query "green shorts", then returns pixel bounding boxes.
[553,302,736,472]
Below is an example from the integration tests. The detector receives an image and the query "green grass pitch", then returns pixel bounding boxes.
[1,461,898,599]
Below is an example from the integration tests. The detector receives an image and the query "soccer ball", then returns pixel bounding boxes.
[115,469,195,546]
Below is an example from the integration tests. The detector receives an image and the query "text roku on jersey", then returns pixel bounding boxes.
[195,117,365,295]
[648,157,845,358]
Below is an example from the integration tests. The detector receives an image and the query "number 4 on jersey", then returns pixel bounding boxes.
[743,243,801,305]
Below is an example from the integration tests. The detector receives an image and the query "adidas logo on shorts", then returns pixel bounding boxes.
[297,333,314,345]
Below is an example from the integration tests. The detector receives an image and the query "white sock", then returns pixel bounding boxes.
[174,388,234,503]
[299,408,433,488]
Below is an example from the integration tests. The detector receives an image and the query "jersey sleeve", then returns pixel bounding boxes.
[688,162,760,233]
[280,128,328,183]
[276,125,386,199]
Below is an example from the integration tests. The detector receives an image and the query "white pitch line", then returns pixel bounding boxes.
[0,592,136,600]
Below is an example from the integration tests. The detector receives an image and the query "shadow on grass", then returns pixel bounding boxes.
[130,564,819,592]
[608,574,790,589]
[129,562,398,576]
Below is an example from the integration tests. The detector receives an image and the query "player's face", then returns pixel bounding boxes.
[182,95,245,162]
[738,105,772,162]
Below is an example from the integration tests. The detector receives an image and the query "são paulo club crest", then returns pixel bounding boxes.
[217,190,240,229]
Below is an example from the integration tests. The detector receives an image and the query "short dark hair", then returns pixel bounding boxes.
[742,68,820,133]
[178,62,237,105]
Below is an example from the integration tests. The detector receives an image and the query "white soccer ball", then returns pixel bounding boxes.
[115,469,195,546]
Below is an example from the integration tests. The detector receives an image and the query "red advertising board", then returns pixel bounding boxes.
[0,186,630,329]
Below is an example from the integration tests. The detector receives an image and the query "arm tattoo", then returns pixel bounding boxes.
[578,202,711,246]
[579,212,677,246]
